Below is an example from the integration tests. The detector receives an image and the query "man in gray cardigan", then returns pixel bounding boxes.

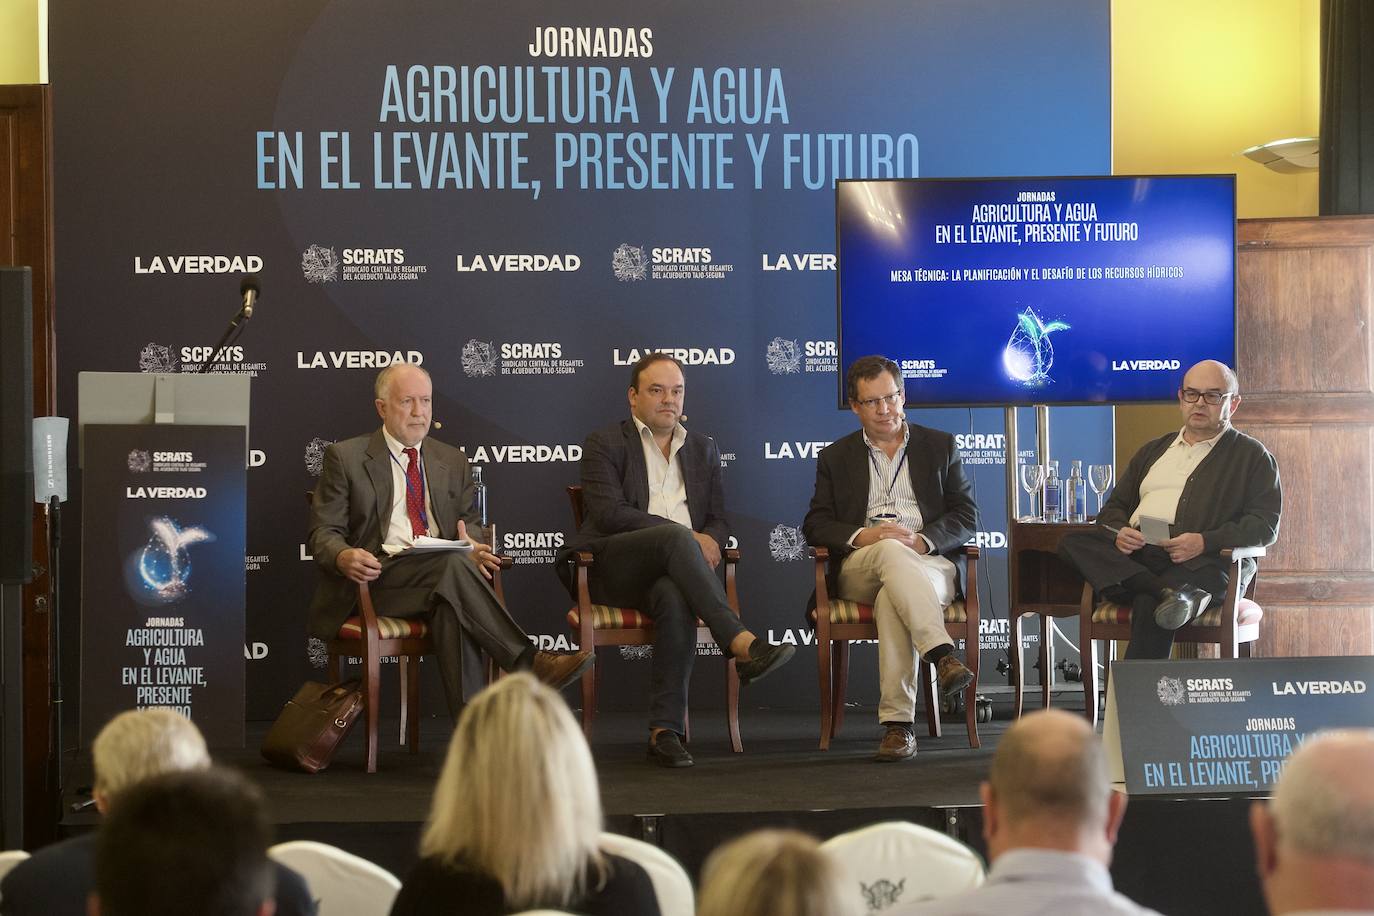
[1059,360,1281,658]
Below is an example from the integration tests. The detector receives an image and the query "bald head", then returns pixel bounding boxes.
[374,362,431,400]
[1182,359,1238,395]
[988,709,1109,828]
[1272,730,1374,863]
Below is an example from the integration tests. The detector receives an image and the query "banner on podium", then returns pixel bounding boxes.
[81,424,246,746]
[1103,657,1374,795]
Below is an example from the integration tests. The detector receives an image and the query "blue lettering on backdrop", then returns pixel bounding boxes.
[54,0,1111,717]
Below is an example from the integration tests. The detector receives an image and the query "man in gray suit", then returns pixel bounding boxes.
[804,355,978,762]
[309,363,592,716]
[561,353,794,767]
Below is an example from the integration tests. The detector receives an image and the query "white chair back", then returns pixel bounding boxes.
[0,849,30,888]
[268,840,401,916]
[598,831,693,916]
[820,821,984,912]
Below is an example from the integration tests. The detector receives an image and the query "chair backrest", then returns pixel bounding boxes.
[268,840,401,916]
[0,849,30,884]
[566,486,585,529]
[598,831,693,916]
[820,821,984,912]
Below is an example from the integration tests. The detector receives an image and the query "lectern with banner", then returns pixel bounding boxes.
[77,372,249,746]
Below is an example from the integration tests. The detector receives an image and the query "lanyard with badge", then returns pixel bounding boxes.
[869,446,908,517]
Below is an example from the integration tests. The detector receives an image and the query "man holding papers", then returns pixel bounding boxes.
[1058,360,1281,659]
[308,364,592,716]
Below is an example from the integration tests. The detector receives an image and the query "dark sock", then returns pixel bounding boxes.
[516,646,537,669]
[923,644,954,665]
[1123,571,1170,600]
[881,720,915,735]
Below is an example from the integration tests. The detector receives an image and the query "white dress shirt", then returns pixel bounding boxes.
[380,427,436,548]
[850,422,933,552]
[633,416,692,528]
[1130,427,1225,526]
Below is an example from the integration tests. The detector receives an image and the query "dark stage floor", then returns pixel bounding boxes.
[59,701,1270,915]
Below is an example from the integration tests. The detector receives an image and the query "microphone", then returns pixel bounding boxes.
[433,420,443,430]
[239,274,260,318]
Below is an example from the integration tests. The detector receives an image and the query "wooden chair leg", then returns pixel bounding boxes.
[397,656,410,745]
[1083,636,1100,728]
[818,633,833,750]
[922,662,942,738]
[580,650,597,739]
[683,708,691,745]
[832,642,850,736]
[1039,614,1052,710]
[406,654,421,753]
[364,646,380,774]
[963,634,980,750]
[725,656,742,753]
[1011,613,1025,720]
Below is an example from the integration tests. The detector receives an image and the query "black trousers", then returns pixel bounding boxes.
[589,525,748,735]
[370,551,532,716]
[1058,531,1228,660]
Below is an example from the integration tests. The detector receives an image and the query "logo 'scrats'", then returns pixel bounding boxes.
[302,244,340,283]
[766,337,803,375]
[769,524,807,562]
[461,339,499,378]
[1157,675,1186,706]
[612,243,648,281]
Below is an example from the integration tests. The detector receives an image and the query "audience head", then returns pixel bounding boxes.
[91,708,209,812]
[420,673,604,910]
[981,709,1125,864]
[92,767,274,916]
[1251,729,1374,914]
[698,828,853,916]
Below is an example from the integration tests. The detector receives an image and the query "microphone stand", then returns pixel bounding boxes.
[198,303,253,374]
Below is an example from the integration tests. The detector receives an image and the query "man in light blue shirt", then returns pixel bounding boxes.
[897,709,1161,916]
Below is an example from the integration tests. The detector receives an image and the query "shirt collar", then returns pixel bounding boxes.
[1171,426,1226,450]
[989,849,1115,894]
[631,414,687,447]
[862,421,910,454]
[381,426,424,458]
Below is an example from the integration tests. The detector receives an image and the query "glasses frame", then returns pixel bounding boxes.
[852,390,904,411]
[1178,387,1235,406]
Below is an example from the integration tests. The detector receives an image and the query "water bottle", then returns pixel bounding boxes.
[1043,460,1062,523]
[471,466,488,528]
[1067,460,1087,523]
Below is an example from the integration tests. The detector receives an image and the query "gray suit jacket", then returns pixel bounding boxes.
[307,429,480,639]
[557,419,729,591]
[802,425,978,598]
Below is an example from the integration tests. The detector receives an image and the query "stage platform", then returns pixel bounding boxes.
[60,702,1268,915]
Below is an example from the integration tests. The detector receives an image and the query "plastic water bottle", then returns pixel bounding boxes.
[1044,460,1062,523]
[471,466,488,527]
[1067,460,1087,523]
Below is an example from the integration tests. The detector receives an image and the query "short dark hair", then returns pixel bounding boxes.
[629,352,685,390]
[846,355,902,402]
[95,767,274,916]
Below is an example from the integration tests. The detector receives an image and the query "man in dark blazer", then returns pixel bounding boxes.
[804,355,978,762]
[560,353,794,767]
[1059,360,1281,659]
[308,363,592,715]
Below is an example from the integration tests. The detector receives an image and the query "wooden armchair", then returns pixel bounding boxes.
[1079,546,1266,727]
[564,486,742,752]
[809,545,982,750]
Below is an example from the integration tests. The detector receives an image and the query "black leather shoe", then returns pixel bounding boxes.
[647,731,694,768]
[737,641,796,686]
[1153,585,1212,630]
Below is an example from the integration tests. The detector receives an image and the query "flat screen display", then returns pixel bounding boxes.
[836,175,1236,406]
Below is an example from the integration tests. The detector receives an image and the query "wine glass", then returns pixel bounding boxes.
[1018,463,1046,520]
[1088,464,1114,515]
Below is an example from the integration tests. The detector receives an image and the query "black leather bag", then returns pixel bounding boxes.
[261,679,364,773]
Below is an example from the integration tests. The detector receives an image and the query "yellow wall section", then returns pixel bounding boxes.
[0,0,45,84]
[1112,0,1319,462]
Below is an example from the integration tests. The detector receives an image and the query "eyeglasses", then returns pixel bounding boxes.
[1179,388,1235,405]
[854,391,903,410]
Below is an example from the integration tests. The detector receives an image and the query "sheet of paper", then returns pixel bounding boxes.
[381,536,474,557]
[1139,515,1171,546]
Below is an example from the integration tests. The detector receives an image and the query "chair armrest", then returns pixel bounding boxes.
[810,546,830,562]
[959,545,981,560]
[1221,546,1266,561]
[354,581,382,642]
[494,555,514,571]
[723,548,741,563]
[573,549,595,568]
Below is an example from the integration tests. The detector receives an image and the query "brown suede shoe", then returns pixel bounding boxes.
[936,654,975,697]
[875,725,917,762]
[531,649,595,690]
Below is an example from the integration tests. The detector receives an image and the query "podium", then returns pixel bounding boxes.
[77,372,249,746]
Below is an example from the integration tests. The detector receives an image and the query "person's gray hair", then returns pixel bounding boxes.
[420,673,605,909]
[698,829,853,916]
[374,362,431,400]
[91,708,210,802]
[1271,729,1374,864]
[988,709,1109,828]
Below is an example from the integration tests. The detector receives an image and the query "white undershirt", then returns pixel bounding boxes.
[381,427,436,547]
[633,416,692,528]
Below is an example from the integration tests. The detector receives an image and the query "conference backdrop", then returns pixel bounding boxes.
[53,0,1113,723]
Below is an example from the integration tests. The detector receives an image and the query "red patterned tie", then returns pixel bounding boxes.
[403,447,427,537]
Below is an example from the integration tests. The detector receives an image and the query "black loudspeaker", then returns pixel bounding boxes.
[0,267,33,585]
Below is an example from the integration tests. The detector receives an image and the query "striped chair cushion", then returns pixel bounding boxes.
[1092,597,1264,628]
[336,616,430,640]
[807,599,968,626]
[567,606,655,630]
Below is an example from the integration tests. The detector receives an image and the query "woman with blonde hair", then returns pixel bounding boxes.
[389,673,660,915]
[697,829,854,916]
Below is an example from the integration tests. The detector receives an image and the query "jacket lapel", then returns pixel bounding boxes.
[622,419,651,510]
[847,433,872,522]
[423,444,452,537]
[905,426,933,519]
[364,430,393,544]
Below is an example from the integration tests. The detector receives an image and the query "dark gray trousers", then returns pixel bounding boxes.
[589,525,747,735]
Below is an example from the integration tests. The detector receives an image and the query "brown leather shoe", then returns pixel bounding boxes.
[875,725,917,762]
[531,650,594,690]
[936,654,974,697]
